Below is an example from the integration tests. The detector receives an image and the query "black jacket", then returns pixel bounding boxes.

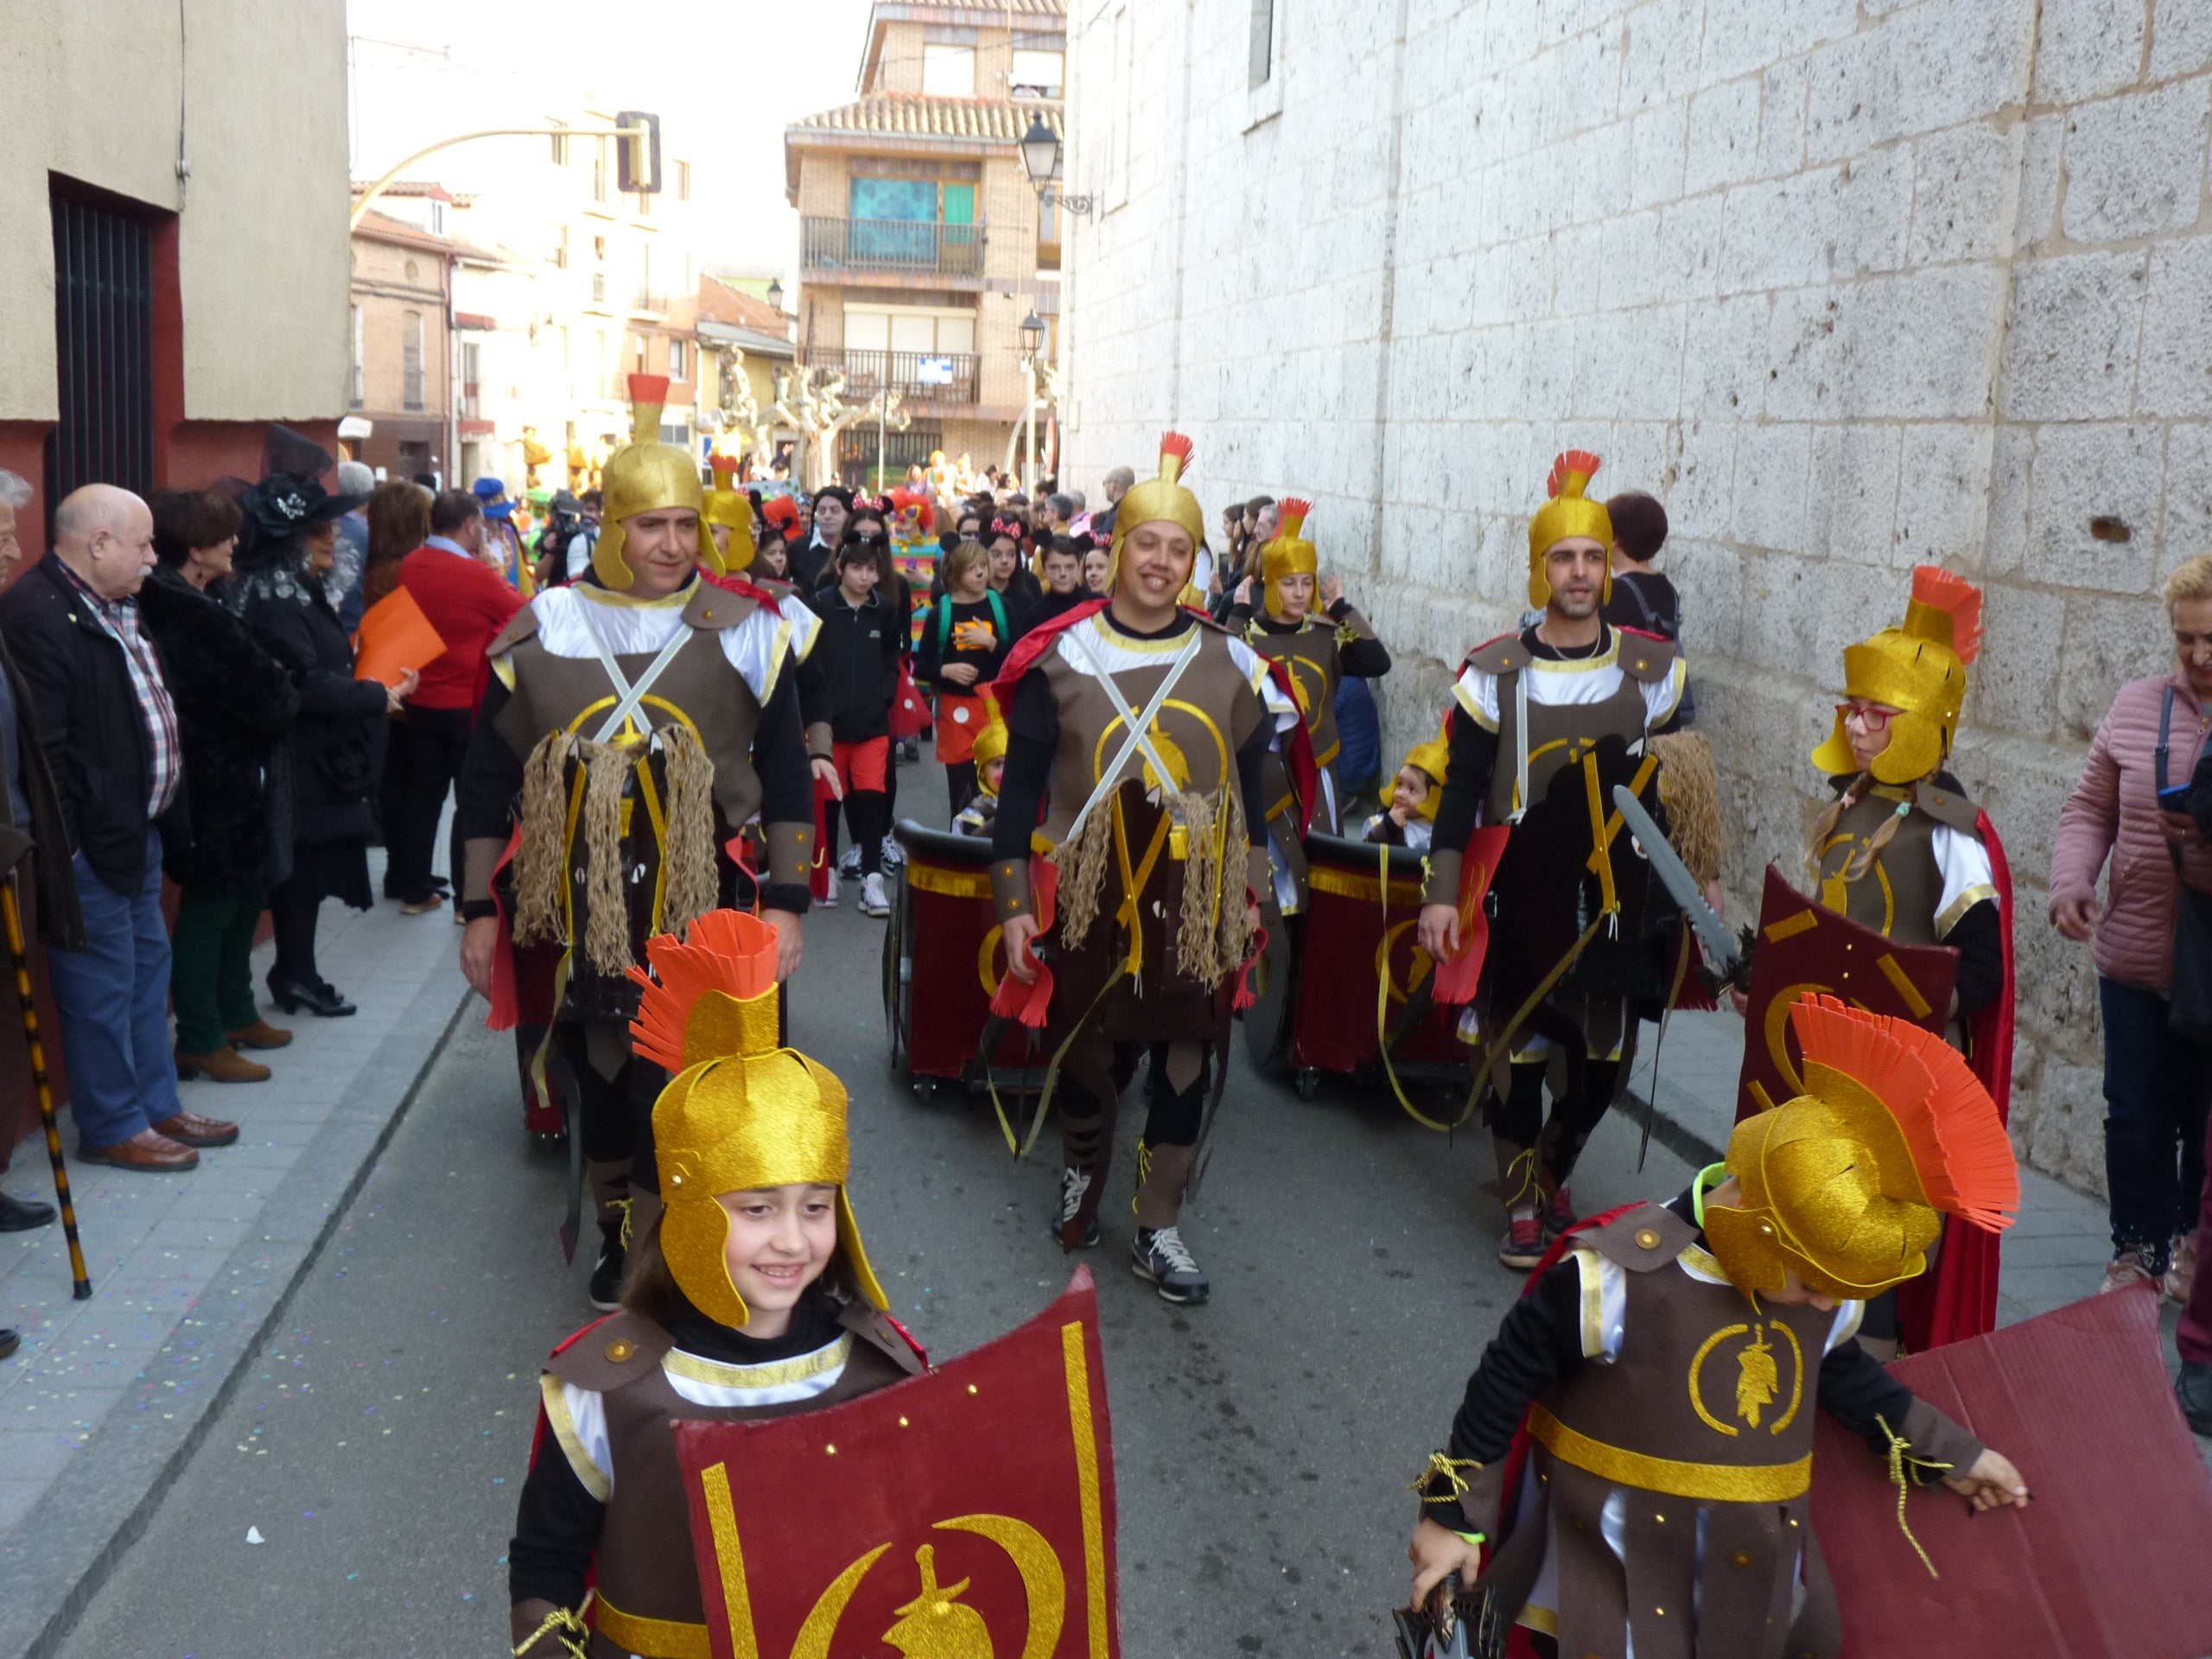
[803,587,902,743]
[0,555,188,894]
[238,573,389,847]
[137,566,301,889]
[0,630,85,950]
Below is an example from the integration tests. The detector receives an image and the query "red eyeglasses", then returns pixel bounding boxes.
[1837,702,1898,732]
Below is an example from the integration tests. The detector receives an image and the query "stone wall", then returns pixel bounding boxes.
[1059,0,2212,1193]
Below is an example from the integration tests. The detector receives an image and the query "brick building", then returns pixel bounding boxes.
[785,0,1065,489]
[1059,0,2212,1190]
[348,200,456,484]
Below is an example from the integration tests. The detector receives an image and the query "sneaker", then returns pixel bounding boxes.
[838,844,862,878]
[1053,1166,1100,1248]
[2179,1361,2212,1437]
[588,1232,626,1312]
[1131,1224,1210,1305]
[1499,1208,1548,1272]
[2169,1231,2199,1303]
[2101,1243,2161,1294]
[1541,1184,1577,1243]
[880,835,906,870]
[399,893,445,916]
[858,873,892,918]
[819,871,840,909]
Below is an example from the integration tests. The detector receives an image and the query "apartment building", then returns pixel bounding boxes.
[348,194,458,484]
[785,0,1064,488]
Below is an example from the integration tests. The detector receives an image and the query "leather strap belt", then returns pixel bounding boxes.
[593,1592,712,1658]
[1526,1403,1812,1503]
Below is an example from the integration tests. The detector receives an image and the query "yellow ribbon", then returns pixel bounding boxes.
[1873,1412,1953,1579]
[1410,1451,1483,1503]
[512,1592,594,1658]
[1376,841,1474,1135]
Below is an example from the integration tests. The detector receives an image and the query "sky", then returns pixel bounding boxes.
[346,0,877,280]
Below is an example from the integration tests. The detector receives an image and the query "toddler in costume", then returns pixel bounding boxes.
[509,910,924,1658]
[1408,996,2029,1658]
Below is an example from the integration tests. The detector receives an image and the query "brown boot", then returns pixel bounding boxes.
[175,1047,272,1084]
[226,1019,293,1051]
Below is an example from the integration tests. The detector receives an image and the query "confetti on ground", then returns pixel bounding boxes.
[245,1526,264,1544]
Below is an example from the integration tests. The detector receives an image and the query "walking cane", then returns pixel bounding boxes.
[0,874,90,1299]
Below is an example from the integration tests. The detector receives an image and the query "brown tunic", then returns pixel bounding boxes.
[543,1304,924,1659]
[1810,779,1985,947]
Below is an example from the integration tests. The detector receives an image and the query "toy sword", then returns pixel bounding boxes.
[1611,785,1753,993]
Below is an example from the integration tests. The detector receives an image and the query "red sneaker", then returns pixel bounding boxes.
[1498,1209,1547,1272]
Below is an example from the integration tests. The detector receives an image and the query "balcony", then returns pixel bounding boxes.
[801,216,983,279]
[803,348,980,407]
[630,287,668,315]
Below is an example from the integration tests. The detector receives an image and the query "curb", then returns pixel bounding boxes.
[0,971,475,1659]
[1622,1070,1728,1172]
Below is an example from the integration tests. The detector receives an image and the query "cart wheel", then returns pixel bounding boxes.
[1294,1068,1321,1101]
[530,1130,567,1154]
[912,1075,940,1105]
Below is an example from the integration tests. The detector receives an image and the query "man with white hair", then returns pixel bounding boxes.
[333,459,375,632]
[0,483,235,1173]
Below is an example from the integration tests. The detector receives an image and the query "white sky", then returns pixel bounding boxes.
[346,0,878,279]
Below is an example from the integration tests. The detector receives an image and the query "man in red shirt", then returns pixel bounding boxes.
[383,490,524,912]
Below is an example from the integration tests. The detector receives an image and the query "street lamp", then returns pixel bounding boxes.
[766,277,784,313]
[1019,310,1046,492]
[1019,115,1092,216]
[1019,310,1045,356]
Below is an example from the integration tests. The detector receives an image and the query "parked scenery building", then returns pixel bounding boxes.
[785,0,1065,488]
[1059,0,2212,1188]
[0,0,348,555]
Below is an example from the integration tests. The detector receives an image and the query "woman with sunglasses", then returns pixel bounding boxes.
[1800,563,2011,1351]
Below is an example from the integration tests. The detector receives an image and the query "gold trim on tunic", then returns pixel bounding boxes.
[537,1370,611,1503]
[1525,1403,1812,1502]
[658,1332,853,1391]
[1936,881,1999,940]
[594,1592,713,1658]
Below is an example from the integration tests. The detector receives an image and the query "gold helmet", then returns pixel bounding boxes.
[1258,497,1317,619]
[702,453,756,575]
[1526,448,1613,609]
[1104,432,1205,594]
[1705,995,2017,1303]
[594,373,715,590]
[969,693,1009,788]
[1402,732,1451,822]
[626,911,886,1328]
[1810,564,1982,785]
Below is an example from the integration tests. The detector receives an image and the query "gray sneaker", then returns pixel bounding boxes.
[1131,1224,1209,1305]
[858,873,892,918]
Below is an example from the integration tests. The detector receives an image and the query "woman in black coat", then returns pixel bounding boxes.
[143,488,302,1077]
[232,474,409,1018]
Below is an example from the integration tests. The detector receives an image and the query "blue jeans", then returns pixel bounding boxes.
[48,830,183,1149]
[2100,976,2212,1260]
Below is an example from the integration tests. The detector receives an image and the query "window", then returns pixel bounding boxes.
[350,305,364,408]
[922,43,975,96]
[593,235,606,262]
[403,311,425,411]
[676,160,691,202]
[598,328,612,397]
[560,325,570,375]
[1249,0,1274,87]
[670,339,686,379]
[1010,48,1063,97]
[593,138,607,203]
[461,340,480,419]
[550,122,569,166]
[553,226,569,270]
[429,200,447,234]
[404,257,420,283]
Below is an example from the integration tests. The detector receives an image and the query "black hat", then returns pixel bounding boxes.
[238,471,370,540]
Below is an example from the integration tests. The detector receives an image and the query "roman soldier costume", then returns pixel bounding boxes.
[1227,499,1390,905]
[1426,452,1688,1268]
[987,433,1303,1306]
[509,912,923,1659]
[1418,997,2018,1659]
[1794,563,2012,1349]
[459,376,815,1300]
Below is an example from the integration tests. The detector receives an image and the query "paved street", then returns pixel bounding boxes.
[20,804,2203,1658]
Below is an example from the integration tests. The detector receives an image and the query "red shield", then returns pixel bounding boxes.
[1812,1286,2212,1656]
[674,1269,1119,1659]
[1734,865,1957,1122]
[1292,834,1470,1070]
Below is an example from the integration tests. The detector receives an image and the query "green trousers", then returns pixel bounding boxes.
[171,881,265,1054]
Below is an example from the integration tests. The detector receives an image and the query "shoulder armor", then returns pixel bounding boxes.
[1465,632,1528,675]
[1183,606,1230,636]
[1912,779,1982,835]
[544,1309,674,1390]
[683,582,760,632]
[839,1303,929,1376]
[1613,630,1679,683]
[1573,1203,1699,1274]
[486,601,543,658]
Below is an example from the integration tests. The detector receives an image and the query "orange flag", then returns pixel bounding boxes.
[353,584,446,684]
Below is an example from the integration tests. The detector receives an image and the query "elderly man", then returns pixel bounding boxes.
[382,490,522,913]
[333,459,375,632]
[0,485,234,1173]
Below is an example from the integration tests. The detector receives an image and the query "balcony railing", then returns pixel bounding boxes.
[803,348,980,406]
[630,287,668,315]
[801,216,983,277]
[590,272,607,305]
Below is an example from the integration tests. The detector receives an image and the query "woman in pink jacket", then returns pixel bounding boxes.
[2050,555,2212,1325]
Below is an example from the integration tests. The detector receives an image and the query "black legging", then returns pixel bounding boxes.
[1492,1055,1622,1185]
[268,880,326,990]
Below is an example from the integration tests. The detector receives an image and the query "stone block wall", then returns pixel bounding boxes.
[1061,0,2212,1193]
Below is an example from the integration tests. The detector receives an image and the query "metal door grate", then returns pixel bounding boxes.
[48,194,155,506]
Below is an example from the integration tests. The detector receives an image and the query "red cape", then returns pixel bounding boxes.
[1895,806,2015,1351]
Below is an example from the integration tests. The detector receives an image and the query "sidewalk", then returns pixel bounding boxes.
[0,873,472,1656]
